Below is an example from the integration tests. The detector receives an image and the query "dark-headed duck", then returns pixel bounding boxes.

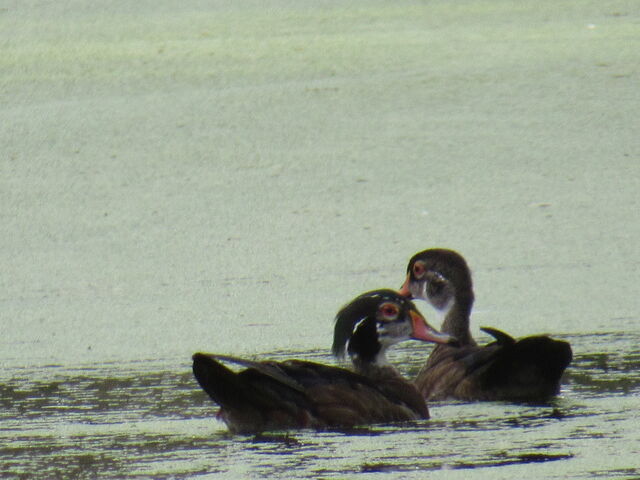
[192,289,455,433]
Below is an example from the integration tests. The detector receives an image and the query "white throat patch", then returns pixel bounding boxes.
[437,296,455,324]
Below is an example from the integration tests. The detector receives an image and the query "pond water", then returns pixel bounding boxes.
[2,1,639,479]
[2,332,639,479]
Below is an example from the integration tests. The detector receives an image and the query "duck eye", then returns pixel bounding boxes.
[413,261,426,278]
[379,302,399,319]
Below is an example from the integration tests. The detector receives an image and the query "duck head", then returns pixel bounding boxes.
[332,289,454,366]
[399,248,474,316]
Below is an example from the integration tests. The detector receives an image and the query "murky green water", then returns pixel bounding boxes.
[2,0,639,479]
[2,332,639,479]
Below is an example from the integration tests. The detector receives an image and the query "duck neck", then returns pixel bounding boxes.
[352,358,402,381]
[351,351,403,379]
[440,293,476,346]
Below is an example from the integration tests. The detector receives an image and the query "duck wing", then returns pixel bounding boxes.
[415,331,572,401]
[477,334,572,400]
[192,353,428,433]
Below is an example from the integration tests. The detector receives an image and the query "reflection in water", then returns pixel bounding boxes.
[566,339,640,396]
[1,332,639,479]
[359,451,575,473]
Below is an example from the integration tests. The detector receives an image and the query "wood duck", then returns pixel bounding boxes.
[192,289,455,434]
[399,248,572,402]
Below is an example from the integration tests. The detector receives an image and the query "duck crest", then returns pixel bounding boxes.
[331,289,401,361]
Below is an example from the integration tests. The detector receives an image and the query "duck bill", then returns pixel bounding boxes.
[398,273,412,298]
[409,310,454,345]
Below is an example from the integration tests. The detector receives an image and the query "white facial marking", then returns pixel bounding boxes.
[409,279,428,300]
[433,271,447,283]
[436,296,455,323]
[343,316,368,356]
[352,316,368,335]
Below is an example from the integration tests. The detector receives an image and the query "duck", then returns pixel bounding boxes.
[398,248,572,402]
[192,289,456,434]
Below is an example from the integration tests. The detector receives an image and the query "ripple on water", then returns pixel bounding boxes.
[1,333,639,479]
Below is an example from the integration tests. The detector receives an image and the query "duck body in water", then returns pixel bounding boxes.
[399,248,572,402]
[192,289,455,434]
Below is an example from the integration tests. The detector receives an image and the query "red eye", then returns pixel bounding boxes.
[380,302,399,319]
[413,261,426,278]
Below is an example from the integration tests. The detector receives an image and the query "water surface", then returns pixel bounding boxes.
[2,0,639,478]
[2,331,639,479]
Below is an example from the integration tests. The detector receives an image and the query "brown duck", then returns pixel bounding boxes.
[192,289,455,433]
[399,248,572,402]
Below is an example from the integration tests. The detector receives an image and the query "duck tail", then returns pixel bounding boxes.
[192,352,247,408]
